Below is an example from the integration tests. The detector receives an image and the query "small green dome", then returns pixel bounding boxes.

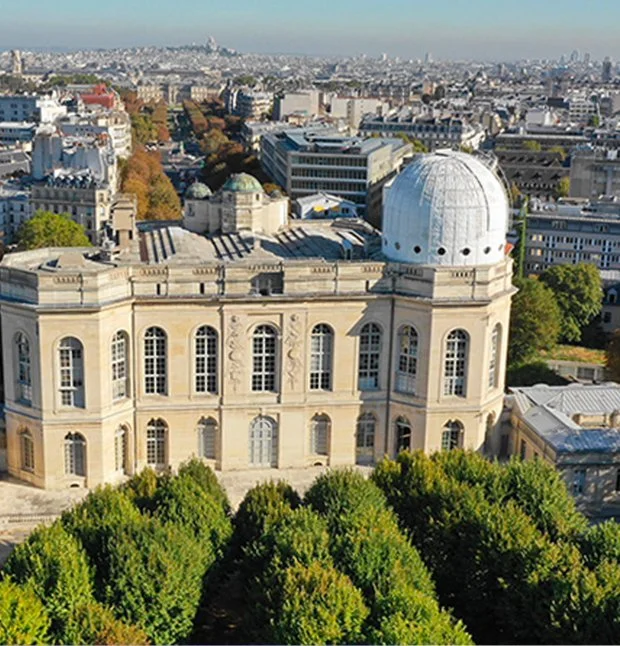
[185,182,212,200]
[222,173,263,193]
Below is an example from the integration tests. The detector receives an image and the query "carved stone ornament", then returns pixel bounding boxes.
[284,313,303,389]
[227,315,243,392]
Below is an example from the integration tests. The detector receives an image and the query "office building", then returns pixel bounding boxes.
[260,128,411,226]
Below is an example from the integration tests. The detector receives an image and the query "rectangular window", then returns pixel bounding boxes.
[615,468,620,493]
[520,439,527,460]
[572,468,586,495]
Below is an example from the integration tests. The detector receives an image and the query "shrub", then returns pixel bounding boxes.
[102,515,206,644]
[580,521,620,568]
[70,601,150,645]
[121,468,160,511]
[178,458,230,514]
[304,468,387,521]
[233,480,301,551]
[152,473,232,558]
[3,522,94,644]
[271,561,369,645]
[0,579,50,645]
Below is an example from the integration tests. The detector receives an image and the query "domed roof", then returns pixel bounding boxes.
[185,182,212,200]
[382,151,509,266]
[222,173,263,193]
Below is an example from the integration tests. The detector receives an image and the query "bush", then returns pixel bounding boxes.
[122,468,160,511]
[304,468,387,521]
[0,579,50,645]
[69,601,150,645]
[61,486,142,583]
[372,451,619,644]
[233,480,301,551]
[102,515,206,644]
[272,561,369,645]
[3,522,94,644]
[178,458,230,514]
[152,473,232,558]
[580,521,620,568]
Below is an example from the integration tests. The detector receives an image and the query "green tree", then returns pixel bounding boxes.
[556,176,571,198]
[272,562,369,645]
[523,140,542,151]
[549,145,568,161]
[510,182,522,207]
[3,523,94,644]
[0,580,50,645]
[509,278,562,364]
[17,211,91,250]
[540,263,603,342]
[608,329,620,382]
[506,360,568,387]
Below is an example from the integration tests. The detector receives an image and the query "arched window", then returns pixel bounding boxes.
[15,332,32,405]
[395,417,412,454]
[488,324,501,390]
[249,416,278,467]
[20,429,34,472]
[64,432,86,476]
[115,426,128,474]
[310,414,330,455]
[310,324,333,391]
[195,326,218,394]
[608,289,618,305]
[144,327,167,395]
[396,326,418,394]
[356,413,375,464]
[146,418,167,467]
[441,420,464,451]
[443,330,468,397]
[111,331,129,400]
[198,417,217,460]
[59,337,85,407]
[358,323,381,390]
[252,325,277,392]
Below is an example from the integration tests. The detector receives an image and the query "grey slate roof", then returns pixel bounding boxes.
[512,384,620,454]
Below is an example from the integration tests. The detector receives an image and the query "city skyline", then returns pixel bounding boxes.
[1,0,619,61]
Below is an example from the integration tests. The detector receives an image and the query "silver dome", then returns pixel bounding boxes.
[382,151,509,266]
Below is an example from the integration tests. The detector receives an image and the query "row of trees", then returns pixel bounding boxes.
[372,450,620,645]
[4,457,620,644]
[182,99,279,192]
[0,460,231,645]
[120,147,181,220]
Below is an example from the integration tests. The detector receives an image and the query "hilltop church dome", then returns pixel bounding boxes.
[185,182,212,200]
[382,150,509,266]
[222,173,264,193]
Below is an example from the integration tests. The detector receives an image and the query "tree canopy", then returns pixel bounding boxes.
[539,263,603,342]
[17,211,91,250]
[508,277,562,364]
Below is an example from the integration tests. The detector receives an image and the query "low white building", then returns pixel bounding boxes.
[0,94,66,124]
[294,192,362,219]
[183,174,287,235]
[58,110,132,160]
[274,90,320,121]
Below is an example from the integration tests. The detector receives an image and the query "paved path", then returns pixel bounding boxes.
[0,466,372,565]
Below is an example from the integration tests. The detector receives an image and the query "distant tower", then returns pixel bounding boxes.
[11,49,23,76]
[424,52,432,64]
[603,57,613,82]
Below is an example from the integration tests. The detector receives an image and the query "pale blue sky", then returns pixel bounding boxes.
[1,0,619,60]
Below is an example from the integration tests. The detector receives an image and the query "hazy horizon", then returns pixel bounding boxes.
[1,0,619,62]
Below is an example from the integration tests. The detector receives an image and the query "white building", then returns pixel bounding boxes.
[0,95,66,124]
[58,111,132,160]
[183,174,287,235]
[0,122,37,146]
[294,192,362,219]
[330,97,389,130]
[274,90,320,121]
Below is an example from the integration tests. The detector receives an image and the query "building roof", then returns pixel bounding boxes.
[382,150,509,267]
[512,384,620,454]
[222,173,263,193]
[137,219,379,265]
[184,181,212,200]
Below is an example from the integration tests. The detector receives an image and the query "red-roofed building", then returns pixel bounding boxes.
[81,84,115,109]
